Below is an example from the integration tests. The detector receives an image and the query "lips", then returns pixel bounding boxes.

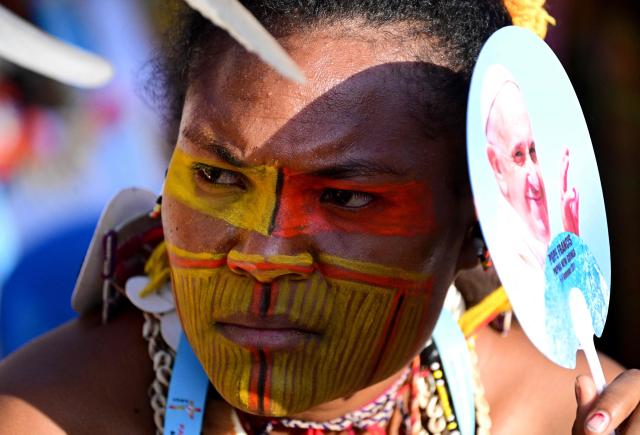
[214,314,320,350]
[525,193,542,201]
[525,184,543,201]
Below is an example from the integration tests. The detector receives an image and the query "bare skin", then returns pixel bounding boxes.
[1,24,638,434]
[0,306,155,434]
[0,306,624,434]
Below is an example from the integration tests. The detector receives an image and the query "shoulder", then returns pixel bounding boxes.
[0,305,156,434]
[476,321,623,435]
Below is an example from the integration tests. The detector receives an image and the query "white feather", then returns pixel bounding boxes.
[0,5,113,88]
[183,0,305,83]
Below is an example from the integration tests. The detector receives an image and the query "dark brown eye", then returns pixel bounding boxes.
[193,163,245,189]
[512,146,526,165]
[529,145,538,163]
[320,189,374,208]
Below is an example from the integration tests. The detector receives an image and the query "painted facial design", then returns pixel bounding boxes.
[165,148,434,238]
[168,243,433,416]
[165,148,279,235]
[164,147,438,416]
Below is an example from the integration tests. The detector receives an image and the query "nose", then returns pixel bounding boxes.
[227,233,315,283]
[526,166,543,190]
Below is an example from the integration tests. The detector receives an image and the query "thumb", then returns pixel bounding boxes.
[574,375,598,433]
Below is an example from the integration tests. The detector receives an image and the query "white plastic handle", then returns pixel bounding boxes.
[569,288,616,435]
[569,288,606,391]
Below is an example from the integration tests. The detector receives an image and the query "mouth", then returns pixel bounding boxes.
[525,178,544,202]
[525,195,542,203]
[214,314,320,350]
[525,187,542,201]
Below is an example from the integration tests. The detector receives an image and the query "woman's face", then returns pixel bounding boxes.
[162,27,474,417]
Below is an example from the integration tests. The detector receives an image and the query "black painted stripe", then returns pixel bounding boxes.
[257,349,267,413]
[268,169,284,235]
[259,284,271,317]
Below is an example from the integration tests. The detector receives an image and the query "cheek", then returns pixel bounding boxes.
[161,195,239,254]
[160,195,184,243]
[169,245,437,417]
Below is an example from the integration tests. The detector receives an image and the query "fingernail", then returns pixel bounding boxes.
[586,410,610,433]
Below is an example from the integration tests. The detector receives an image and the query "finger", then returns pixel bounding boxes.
[584,369,640,434]
[572,188,580,234]
[578,375,599,411]
[562,147,570,192]
[574,375,599,434]
[618,402,640,434]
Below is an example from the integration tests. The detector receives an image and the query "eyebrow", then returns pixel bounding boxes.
[310,159,403,179]
[182,126,402,178]
[181,126,246,167]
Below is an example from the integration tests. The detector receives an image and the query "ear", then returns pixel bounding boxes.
[456,222,481,272]
[487,146,509,197]
[452,186,480,273]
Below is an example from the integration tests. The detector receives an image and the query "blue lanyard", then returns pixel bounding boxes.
[164,335,210,435]
[432,309,476,435]
[163,312,474,435]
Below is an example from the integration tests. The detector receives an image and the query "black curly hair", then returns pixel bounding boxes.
[149,0,511,148]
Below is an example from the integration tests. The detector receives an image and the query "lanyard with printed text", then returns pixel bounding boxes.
[432,309,476,435]
[164,334,209,435]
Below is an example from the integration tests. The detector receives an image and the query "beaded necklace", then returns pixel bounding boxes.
[97,209,509,435]
[246,367,412,434]
[140,310,494,435]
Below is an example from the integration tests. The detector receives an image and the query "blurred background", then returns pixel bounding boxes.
[0,0,167,355]
[0,0,637,367]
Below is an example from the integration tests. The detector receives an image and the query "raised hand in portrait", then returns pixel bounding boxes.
[561,147,580,235]
[573,370,640,434]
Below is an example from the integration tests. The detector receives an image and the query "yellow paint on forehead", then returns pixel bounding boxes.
[164,148,278,235]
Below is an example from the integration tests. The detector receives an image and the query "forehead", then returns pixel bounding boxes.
[181,27,453,176]
[487,83,533,148]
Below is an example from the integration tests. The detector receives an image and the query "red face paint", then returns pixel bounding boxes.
[272,169,434,237]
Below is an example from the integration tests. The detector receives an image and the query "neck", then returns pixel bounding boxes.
[291,366,407,422]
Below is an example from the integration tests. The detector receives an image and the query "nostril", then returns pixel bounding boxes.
[249,267,311,283]
[226,250,315,283]
[227,261,252,276]
[290,272,310,281]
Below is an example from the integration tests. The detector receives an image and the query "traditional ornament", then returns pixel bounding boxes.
[135,270,497,435]
[0,4,112,87]
[504,0,556,39]
[458,287,512,338]
[141,309,490,435]
[182,0,304,82]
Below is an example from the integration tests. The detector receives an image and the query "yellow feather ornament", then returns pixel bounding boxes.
[504,0,556,39]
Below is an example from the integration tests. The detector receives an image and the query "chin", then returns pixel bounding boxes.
[217,384,321,418]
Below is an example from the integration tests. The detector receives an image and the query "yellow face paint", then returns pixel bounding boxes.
[164,148,278,235]
[163,143,438,416]
[167,242,435,417]
[227,250,315,282]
